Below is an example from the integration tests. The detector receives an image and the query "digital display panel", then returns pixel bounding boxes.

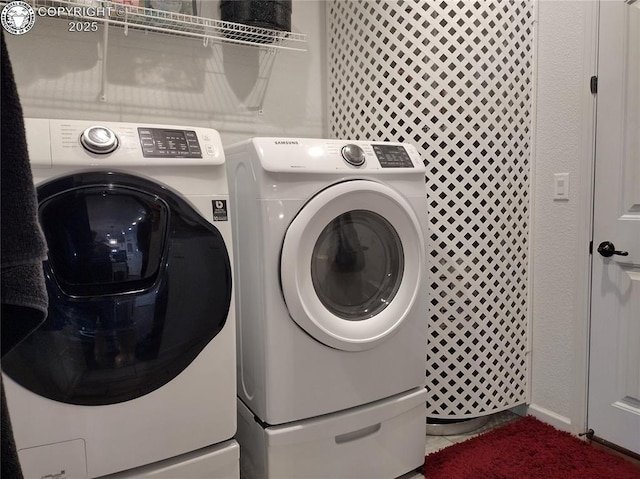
[138,128,202,159]
[372,144,414,168]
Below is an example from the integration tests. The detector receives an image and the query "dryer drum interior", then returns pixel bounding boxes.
[310,209,405,321]
[1,171,232,406]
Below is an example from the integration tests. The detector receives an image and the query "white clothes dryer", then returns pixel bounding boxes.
[1,119,238,479]
[226,138,429,426]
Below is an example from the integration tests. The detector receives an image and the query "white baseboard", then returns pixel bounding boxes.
[525,404,573,433]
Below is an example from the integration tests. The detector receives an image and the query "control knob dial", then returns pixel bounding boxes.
[80,126,119,154]
[341,144,366,167]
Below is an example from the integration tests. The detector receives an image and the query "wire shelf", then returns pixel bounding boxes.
[25,0,308,51]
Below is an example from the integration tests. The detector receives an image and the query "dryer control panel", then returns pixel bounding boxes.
[253,138,425,173]
[24,118,224,167]
[370,144,414,168]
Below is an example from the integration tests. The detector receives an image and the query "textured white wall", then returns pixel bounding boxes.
[3,1,327,145]
[530,0,596,432]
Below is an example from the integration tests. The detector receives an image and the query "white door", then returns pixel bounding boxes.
[280,180,424,352]
[587,0,640,455]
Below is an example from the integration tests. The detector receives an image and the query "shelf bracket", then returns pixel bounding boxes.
[99,17,109,103]
[254,48,278,115]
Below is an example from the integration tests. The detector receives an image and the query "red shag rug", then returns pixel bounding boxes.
[423,415,640,479]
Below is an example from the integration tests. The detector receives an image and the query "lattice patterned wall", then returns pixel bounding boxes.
[328,0,533,418]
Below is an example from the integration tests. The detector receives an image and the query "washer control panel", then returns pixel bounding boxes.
[24,119,224,167]
[137,127,202,159]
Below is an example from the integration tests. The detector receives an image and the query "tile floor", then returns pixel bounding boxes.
[400,410,522,479]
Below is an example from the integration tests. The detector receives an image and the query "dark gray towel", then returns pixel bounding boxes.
[1,31,49,479]
[1,31,48,356]
[1,378,23,479]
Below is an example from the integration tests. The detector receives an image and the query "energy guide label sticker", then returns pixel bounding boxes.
[212,200,228,221]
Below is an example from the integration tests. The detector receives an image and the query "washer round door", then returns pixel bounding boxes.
[280,180,425,351]
[1,171,232,405]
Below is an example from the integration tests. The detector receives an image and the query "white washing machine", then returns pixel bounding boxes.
[226,138,429,477]
[1,119,239,479]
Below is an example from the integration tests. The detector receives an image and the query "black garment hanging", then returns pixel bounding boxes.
[1,30,49,479]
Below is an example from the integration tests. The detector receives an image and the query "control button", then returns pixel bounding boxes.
[341,144,366,167]
[206,145,216,156]
[80,126,118,154]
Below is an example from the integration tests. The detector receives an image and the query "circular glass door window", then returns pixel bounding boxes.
[280,179,425,351]
[311,210,404,321]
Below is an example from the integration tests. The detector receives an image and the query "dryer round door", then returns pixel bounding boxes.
[280,180,425,351]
